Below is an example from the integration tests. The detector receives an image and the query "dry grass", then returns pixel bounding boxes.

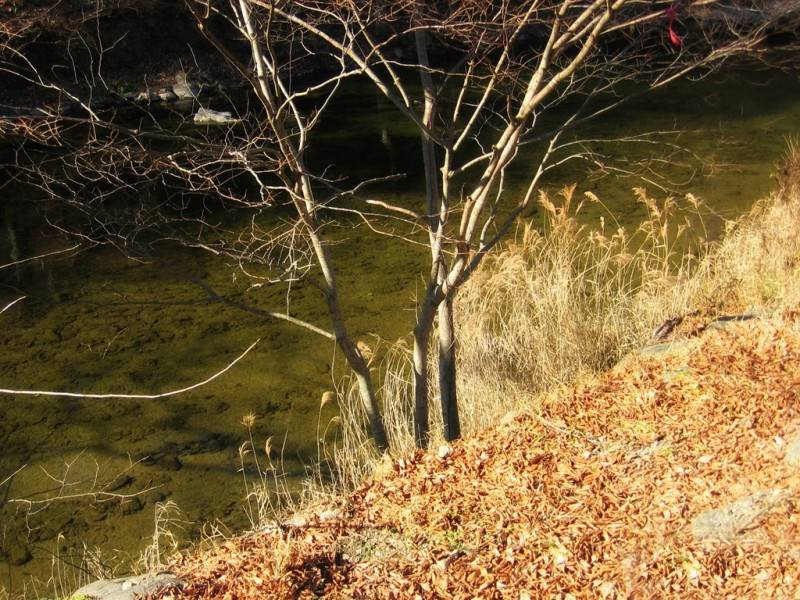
[451,184,705,434]
[161,142,800,597]
[140,501,186,573]
[238,415,298,531]
[314,342,418,491]
[321,143,800,488]
[692,140,800,311]
[151,144,800,600]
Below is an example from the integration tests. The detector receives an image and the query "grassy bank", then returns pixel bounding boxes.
[153,144,800,599]
[168,311,800,599]
[323,142,800,490]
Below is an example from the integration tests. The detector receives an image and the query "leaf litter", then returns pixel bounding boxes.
[156,311,800,599]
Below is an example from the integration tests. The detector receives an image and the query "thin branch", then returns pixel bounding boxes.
[1,465,25,489]
[0,338,261,399]
[0,244,83,271]
[192,278,336,340]
[364,199,422,221]
[1,296,26,315]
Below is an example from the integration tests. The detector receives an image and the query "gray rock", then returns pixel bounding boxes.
[319,508,342,522]
[172,73,201,100]
[193,107,237,125]
[639,340,697,358]
[615,339,697,375]
[690,488,789,543]
[662,365,693,383]
[134,91,154,103]
[626,438,671,461]
[71,573,184,600]
[785,433,800,466]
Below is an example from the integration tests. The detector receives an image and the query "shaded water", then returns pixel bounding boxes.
[1,67,799,593]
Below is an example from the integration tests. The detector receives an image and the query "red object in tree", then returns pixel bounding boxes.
[666,4,684,48]
[668,24,683,48]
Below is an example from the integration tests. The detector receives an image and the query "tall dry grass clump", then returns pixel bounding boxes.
[320,142,800,490]
[315,343,416,491]
[693,139,800,310]
[452,183,708,434]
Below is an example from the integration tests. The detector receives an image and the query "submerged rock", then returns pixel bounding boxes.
[3,536,32,566]
[120,497,144,515]
[106,474,134,492]
[137,432,230,472]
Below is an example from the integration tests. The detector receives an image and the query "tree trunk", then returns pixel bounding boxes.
[413,293,437,448]
[341,337,389,453]
[437,296,460,441]
[299,188,388,452]
[311,237,388,453]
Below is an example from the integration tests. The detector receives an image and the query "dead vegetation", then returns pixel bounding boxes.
[323,143,800,488]
[154,149,800,598]
[160,310,800,599]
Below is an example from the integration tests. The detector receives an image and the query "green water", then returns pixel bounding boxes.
[1,66,799,593]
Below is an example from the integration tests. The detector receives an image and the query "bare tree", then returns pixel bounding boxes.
[186,0,796,447]
[1,0,797,452]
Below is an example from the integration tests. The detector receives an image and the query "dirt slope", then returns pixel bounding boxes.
[161,312,800,599]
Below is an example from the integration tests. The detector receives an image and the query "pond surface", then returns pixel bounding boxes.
[1,66,799,593]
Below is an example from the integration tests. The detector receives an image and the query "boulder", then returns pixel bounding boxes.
[193,107,237,125]
[172,73,201,100]
[157,89,177,102]
[134,91,155,104]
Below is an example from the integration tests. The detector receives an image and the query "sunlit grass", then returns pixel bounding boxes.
[319,141,800,490]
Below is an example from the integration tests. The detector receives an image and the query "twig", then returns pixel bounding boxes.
[0,244,82,271]
[1,464,26,489]
[653,316,685,340]
[192,278,335,341]
[0,338,260,399]
[364,199,423,221]
[100,327,126,359]
[10,485,160,507]
[1,296,26,314]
